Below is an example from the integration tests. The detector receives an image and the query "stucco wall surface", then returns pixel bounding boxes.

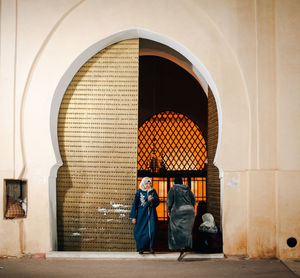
[275,0,300,259]
[0,0,299,259]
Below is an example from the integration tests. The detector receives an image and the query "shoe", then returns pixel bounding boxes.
[149,248,155,254]
[177,250,186,261]
[138,250,144,255]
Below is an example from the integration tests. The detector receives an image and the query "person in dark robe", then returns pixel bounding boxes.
[197,212,222,253]
[167,177,195,260]
[129,177,160,254]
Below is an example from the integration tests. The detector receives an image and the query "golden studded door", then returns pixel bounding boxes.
[207,87,220,227]
[56,39,139,251]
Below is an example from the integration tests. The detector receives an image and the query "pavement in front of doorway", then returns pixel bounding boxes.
[46,251,224,260]
[0,253,299,278]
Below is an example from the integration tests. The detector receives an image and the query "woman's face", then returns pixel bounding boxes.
[145,181,151,189]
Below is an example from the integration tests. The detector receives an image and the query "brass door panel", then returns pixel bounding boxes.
[57,39,139,251]
[207,88,220,226]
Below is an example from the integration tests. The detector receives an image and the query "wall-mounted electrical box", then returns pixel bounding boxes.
[4,179,27,219]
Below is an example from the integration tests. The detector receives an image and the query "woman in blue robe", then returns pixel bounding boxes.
[130,177,160,254]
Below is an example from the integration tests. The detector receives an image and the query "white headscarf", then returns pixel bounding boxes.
[139,177,153,192]
[199,213,218,233]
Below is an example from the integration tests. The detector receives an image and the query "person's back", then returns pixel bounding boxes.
[197,213,223,253]
[171,184,195,208]
[167,177,195,258]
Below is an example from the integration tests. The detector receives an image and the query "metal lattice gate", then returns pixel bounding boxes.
[137,111,207,172]
[56,39,139,251]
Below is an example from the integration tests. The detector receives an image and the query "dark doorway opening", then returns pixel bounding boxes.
[138,55,208,251]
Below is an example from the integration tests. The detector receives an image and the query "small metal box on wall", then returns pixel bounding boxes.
[4,179,27,219]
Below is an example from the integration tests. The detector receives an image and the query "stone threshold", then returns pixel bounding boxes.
[46,251,224,260]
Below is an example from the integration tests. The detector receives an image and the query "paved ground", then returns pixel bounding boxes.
[284,260,300,277]
[0,256,299,278]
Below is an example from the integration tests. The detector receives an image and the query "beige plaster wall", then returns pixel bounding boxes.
[275,0,300,259]
[0,0,21,256]
[276,0,300,170]
[0,0,299,259]
[223,172,248,255]
[247,171,277,257]
[276,171,300,259]
[202,0,278,170]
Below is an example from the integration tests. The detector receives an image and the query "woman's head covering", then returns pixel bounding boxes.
[199,213,218,233]
[139,177,153,192]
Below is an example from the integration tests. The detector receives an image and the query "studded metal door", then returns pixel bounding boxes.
[207,88,221,227]
[56,39,139,251]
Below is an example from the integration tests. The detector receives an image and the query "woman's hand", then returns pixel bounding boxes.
[168,212,171,217]
[131,219,136,224]
[148,195,154,202]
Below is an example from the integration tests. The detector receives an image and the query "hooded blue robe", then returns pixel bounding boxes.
[167,183,195,250]
[129,187,160,251]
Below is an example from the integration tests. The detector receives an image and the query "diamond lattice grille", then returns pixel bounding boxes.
[138,111,207,171]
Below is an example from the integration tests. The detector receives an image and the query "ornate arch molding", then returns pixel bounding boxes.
[49,29,224,250]
[50,28,222,175]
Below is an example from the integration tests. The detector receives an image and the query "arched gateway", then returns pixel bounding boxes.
[53,34,221,251]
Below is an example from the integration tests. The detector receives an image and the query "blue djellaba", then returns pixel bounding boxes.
[129,177,160,254]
